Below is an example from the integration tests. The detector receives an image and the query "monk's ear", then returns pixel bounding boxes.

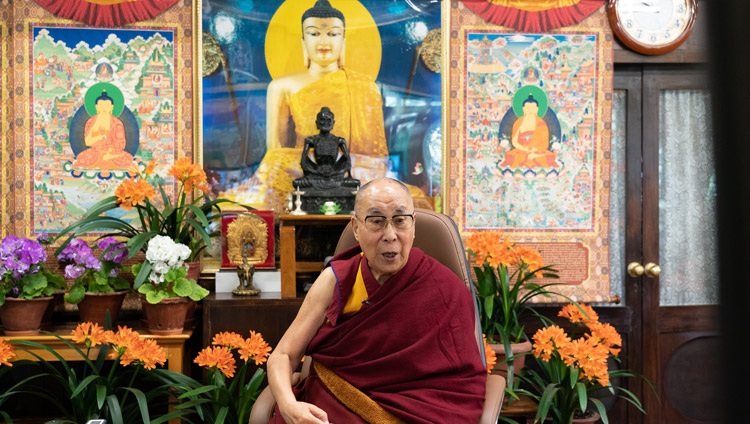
[351,216,360,241]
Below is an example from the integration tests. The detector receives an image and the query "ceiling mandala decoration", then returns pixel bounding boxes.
[33,0,180,27]
[460,0,605,32]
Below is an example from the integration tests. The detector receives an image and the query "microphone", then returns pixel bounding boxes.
[361,299,371,305]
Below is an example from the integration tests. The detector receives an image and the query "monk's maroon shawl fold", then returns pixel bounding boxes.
[305,245,486,423]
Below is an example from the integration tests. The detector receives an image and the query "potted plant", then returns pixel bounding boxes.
[151,330,273,424]
[0,235,66,335]
[56,236,131,325]
[517,303,655,424]
[133,235,210,335]
[464,231,565,394]
[55,158,248,286]
[1,321,191,423]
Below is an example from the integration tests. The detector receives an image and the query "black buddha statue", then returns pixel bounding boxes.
[293,107,359,213]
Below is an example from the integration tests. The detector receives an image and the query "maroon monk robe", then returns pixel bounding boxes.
[286,245,486,423]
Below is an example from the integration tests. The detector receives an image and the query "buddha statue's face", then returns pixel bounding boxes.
[302,17,345,68]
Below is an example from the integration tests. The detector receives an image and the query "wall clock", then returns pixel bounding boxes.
[607,0,698,55]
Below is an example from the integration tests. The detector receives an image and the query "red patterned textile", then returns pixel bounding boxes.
[33,0,179,27]
[460,0,605,32]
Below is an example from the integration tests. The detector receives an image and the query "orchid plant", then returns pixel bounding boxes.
[57,236,130,304]
[132,235,209,304]
[0,235,66,307]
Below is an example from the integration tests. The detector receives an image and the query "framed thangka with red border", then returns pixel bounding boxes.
[8,0,196,238]
[445,1,615,303]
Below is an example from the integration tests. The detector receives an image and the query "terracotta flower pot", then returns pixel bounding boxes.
[0,296,54,336]
[490,339,532,379]
[530,410,601,424]
[141,296,190,335]
[77,291,128,326]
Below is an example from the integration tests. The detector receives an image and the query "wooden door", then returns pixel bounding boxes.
[624,65,721,424]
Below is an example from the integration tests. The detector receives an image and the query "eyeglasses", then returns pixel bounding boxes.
[357,214,415,232]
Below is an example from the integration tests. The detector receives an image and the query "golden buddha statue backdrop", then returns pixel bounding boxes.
[201,0,442,212]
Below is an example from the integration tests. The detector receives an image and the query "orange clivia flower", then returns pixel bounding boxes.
[212,331,245,350]
[238,331,272,365]
[483,335,497,374]
[104,325,141,357]
[71,322,107,348]
[559,303,599,324]
[115,178,156,211]
[122,338,166,370]
[0,339,15,367]
[587,321,621,357]
[532,325,571,361]
[169,157,209,194]
[195,346,237,378]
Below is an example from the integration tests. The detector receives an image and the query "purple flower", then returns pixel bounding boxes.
[98,237,128,264]
[0,235,46,280]
[36,233,52,245]
[65,264,86,280]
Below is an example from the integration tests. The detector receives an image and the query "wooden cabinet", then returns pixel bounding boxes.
[201,293,303,350]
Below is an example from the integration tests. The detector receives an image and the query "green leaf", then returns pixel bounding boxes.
[65,284,86,305]
[133,260,153,289]
[173,278,192,297]
[189,284,210,301]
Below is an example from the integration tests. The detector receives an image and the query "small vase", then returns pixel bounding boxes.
[141,296,190,335]
[77,291,128,326]
[490,339,532,378]
[0,296,54,336]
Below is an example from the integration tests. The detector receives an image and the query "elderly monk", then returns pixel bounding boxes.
[267,177,486,424]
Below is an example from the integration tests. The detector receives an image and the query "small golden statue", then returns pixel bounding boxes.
[233,236,260,296]
[226,214,268,296]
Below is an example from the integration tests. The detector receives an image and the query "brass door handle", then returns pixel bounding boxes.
[645,262,661,278]
[627,262,644,277]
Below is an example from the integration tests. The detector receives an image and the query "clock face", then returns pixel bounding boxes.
[608,0,697,55]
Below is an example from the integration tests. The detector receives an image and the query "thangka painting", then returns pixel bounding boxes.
[8,0,195,237]
[446,2,615,303]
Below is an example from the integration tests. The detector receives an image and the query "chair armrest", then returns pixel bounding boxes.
[480,374,506,424]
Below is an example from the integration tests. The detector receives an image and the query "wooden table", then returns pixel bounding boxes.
[279,213,351,297]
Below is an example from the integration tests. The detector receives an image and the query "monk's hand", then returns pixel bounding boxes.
[280,401,330,424]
